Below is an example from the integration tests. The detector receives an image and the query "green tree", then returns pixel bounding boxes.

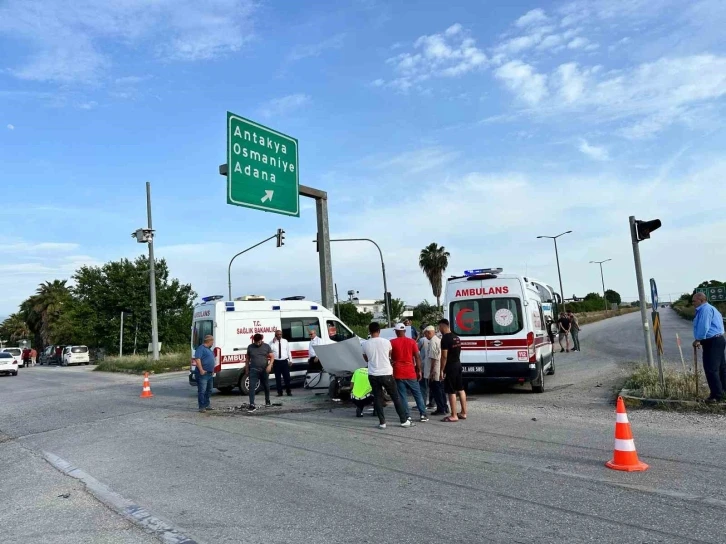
[419,243,450,308]
[32,280,73,345]
[604,289,621,305]
[72,256,196,353]
[377,297,406,323]
[336,302,374,328]
[0,313,30,343]
[412,300,443,328]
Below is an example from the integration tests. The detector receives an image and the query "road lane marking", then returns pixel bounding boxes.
[43,451,198,544]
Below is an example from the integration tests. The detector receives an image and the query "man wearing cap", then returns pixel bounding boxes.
[424,326,448,415]
[193,335,216,413]
[391,323,429,422]
[692,292,726,403]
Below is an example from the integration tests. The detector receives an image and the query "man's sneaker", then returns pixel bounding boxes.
[400,420,413,428]
[378,423,387,429]
[198,408,207,413]
[419,415,429,422]
[265,401,272,407]
[355,407,364,418]
[705,397,719,404]
[560,349,565,353]
[407,416,412,422]
[247,405,257,413]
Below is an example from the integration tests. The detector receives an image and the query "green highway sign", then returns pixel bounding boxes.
[696,285,726,303]
[226,112,299,217]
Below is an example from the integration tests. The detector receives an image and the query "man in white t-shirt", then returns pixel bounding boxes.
[362,322,411,429]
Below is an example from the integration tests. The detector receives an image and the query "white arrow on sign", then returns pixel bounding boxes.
[261,190,274,203]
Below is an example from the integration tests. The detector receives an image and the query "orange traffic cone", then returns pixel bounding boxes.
[605,397,648,472]
[140,372,154,398]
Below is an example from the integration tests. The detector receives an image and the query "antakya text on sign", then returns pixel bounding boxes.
[226,112,300,217]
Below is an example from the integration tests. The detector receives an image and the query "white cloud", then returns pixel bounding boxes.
[494,60,549,105]
[258,94,311,118]
[493,55,726,138]
[287,34,345,62]
[578,139,609,160]
[78,101,98,110]
[516,8,550,28]
[0,0,256,84]
[567,36,590,49]
[378,24,487,91]
[6,124,14,130]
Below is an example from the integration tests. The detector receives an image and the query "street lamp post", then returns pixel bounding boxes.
[326,238,391,327]
[590,259,612,312]
[537,231,572,312]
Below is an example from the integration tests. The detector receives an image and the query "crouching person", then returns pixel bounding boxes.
[350,366,374,417]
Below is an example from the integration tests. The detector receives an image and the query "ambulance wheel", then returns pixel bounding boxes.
[531,362,545,393]
[238,375,261,395]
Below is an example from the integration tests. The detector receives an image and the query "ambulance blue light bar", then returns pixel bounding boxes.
[311,305,318,310]
[464,268,503,277]
[202,295,224,302]
[225,301,235,312]
[272,305,281,310]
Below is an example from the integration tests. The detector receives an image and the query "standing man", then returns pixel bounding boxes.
[404,318,419,341]
[391,323,429,422]
[193,335,215,413]
[30,347,37,366]
[417,330,431,409]
[270,329,292,397]
[362,322,411,429]
[567,310,581,352]
[424,326,447,415]
[692,293,726,403]
[245,333,274,412]
[307,328,324,372]
[557,312,571,353]
[439,318,467,422]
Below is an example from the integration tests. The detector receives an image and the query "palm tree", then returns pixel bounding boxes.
[32,280,72,345]
[419,243,450,308]
[0,313,30,343]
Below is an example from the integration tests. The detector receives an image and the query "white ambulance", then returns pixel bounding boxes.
[189,295,358,394]
[443,268,561,393]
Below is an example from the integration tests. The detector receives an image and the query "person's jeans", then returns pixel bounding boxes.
[368,374,407,424]
[571,329,581,351]
[429,380,448,413]
[273,360,291,394]
[248,367,271,406]
[396,378,428,418]
[418,378,429,407]
[196,372,213,409]
[701,335,726,399]
[558,333,570,351]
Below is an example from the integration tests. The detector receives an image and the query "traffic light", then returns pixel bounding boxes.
[634,219,661,241]
[276,228,285,247]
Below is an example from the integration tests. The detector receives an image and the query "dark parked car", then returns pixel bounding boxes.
[39,345,67,365]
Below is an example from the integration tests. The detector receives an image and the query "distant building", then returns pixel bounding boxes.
[344,290,413,321]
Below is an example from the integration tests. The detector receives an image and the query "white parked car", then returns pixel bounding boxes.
[62,345,90,366]
[0,352,18,376]
[1,348,23,368]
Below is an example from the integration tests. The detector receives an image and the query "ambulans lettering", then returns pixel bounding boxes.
[193,309,211,319]
[454,286,509,297]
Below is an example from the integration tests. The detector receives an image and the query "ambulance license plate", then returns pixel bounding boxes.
[468,366,485,373]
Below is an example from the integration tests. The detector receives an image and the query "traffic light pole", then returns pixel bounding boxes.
[227,233,278,301]
[630,216,655,368]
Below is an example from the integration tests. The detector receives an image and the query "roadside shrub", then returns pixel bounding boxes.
[94,352,190,374]
[623,364,708,400]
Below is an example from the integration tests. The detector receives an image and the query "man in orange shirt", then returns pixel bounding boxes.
[390,323,429,422]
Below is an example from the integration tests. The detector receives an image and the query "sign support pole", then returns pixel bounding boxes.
[630,216,655,368]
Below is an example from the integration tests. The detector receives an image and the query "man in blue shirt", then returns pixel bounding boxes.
[193,335,216,412]
[692,293,726,403]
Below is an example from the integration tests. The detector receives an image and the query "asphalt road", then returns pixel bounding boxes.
[1,310,723,544]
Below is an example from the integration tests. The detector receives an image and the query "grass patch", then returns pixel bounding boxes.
[94,352,190,374]
[623,364,708,401]
[576,307,639,326]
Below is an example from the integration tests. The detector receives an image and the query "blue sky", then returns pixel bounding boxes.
[2,0,726,317]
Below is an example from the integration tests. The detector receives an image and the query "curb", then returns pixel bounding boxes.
[619,388,726,412]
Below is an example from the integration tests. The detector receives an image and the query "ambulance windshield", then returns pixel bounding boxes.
[450,298,523,336]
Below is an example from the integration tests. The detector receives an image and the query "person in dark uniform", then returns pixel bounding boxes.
[438,318,467,422]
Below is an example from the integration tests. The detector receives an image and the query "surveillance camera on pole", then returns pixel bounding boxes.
[629,216,661,368]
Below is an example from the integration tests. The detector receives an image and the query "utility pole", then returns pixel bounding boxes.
[131,183,159,361]
[119,311,124,357]
[537,231,572,312]
[328,238,392,327]
[590,259,612,312]
[629,215,661,368]
[147,183,160,362]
